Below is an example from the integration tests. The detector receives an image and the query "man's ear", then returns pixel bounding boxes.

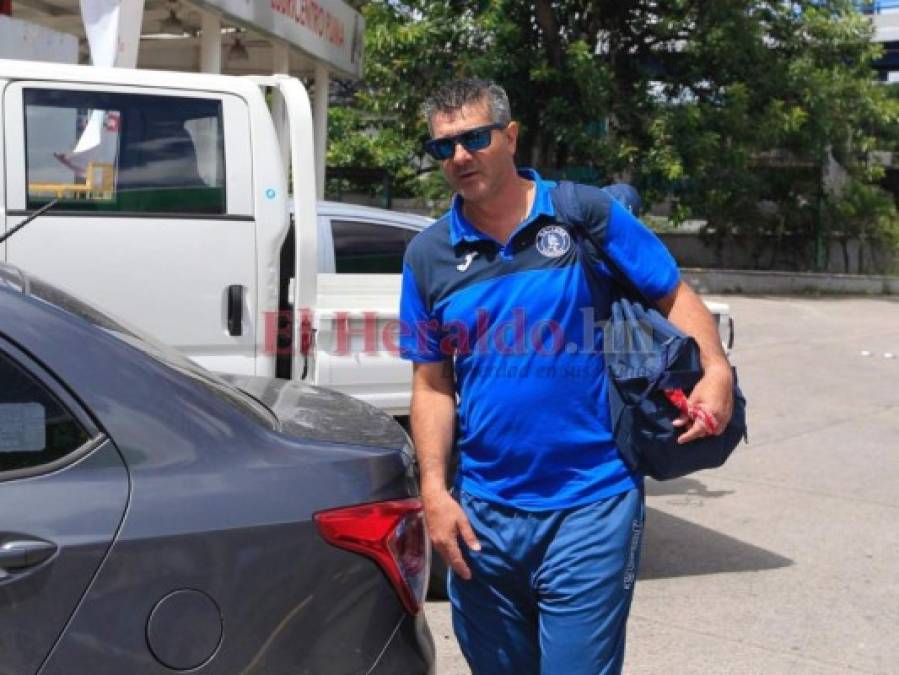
[504,121,519,156]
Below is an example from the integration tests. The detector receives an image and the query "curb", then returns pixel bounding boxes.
[682,268,899,296]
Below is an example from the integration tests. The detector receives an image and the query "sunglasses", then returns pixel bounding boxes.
[423,123,506,161]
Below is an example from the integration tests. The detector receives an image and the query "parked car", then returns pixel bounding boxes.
[0,60,430,420]
[316,200,433,275]
[315,199,734,352]
[0,263,435,674]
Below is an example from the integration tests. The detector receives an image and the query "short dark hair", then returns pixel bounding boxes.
[422,78,511,132]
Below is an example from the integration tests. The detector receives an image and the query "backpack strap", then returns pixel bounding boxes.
[554,180,659,311]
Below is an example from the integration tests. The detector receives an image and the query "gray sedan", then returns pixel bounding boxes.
[0,263,435,674]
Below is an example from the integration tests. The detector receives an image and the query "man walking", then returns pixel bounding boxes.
[399,78,733,674]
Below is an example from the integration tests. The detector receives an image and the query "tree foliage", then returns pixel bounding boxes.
[328,0,899,272]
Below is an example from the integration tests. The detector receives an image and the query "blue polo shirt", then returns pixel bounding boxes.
[399,169,680,511]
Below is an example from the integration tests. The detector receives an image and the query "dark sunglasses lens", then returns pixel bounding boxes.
[424,138,454,160]
[459,128,492,152]
[425,125,497,160]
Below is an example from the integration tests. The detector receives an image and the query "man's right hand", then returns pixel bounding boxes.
[421,488,481,580]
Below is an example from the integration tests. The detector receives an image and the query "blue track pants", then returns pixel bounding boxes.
[448,487,645,675]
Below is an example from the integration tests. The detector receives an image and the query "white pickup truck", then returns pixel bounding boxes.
[0,58,733,421]
[0,58,428,417]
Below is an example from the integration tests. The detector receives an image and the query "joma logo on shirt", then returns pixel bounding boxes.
[457,251,479,271]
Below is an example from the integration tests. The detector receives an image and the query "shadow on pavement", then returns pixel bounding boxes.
[645,476,735,499]
[640,508,793,580]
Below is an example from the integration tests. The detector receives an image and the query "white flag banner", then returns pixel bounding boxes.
[71,111,103,155]
[115,0,145,68]
[73,0,144,156]
[80,0,144,68]
[81,0,120,68]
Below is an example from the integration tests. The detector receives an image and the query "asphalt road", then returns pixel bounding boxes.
[425,294,899,675]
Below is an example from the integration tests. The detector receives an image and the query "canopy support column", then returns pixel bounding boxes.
[312,62,329,200]
[200,11,221,73]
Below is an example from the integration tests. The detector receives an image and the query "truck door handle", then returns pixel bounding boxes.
[727,315,735,351]
[227,285,244,336]
[0,539,56,576]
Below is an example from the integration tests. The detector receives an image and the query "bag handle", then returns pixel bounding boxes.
[556,180,661,313]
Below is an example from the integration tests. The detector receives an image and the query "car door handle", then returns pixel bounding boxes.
[227,285,244,337]
[0,539,56,572]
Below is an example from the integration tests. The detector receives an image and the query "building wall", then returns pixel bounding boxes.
[0,15,77,63]
[660,232,899,275]
[332,193,899,274]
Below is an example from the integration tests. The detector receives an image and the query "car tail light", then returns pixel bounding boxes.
[314,498,430,615]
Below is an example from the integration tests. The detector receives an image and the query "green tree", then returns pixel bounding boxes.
[329,1,899,271]
[825,177,899,273]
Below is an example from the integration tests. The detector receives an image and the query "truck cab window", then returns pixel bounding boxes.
[24,89,225,215]
[331,220,416,274]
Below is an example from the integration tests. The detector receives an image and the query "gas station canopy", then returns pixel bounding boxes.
[5,0,364,79]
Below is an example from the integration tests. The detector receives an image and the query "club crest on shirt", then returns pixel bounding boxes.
[535,225,571,258]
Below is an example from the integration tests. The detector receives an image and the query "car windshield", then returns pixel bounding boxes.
[22,273,278,429]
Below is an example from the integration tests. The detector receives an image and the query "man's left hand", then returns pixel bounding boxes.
[673,364,734,444]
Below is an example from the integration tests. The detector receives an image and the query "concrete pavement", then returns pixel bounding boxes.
[426,294,899,674]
